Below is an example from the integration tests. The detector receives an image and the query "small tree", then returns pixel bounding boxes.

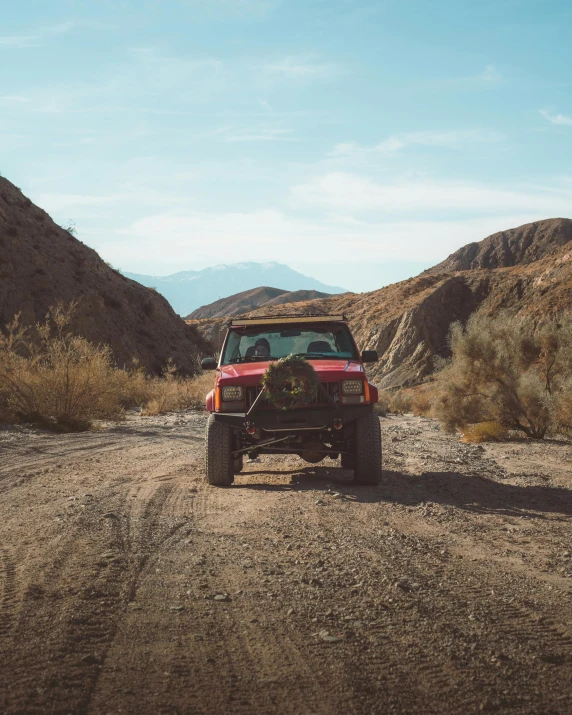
[433,313,572,440]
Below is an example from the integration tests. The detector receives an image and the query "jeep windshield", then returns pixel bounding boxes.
[221,324,358,364]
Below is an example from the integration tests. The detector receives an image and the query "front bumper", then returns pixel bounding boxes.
[212,403,374,431]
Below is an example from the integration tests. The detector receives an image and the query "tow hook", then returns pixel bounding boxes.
[244,420,256,435]
[333,417,343,430]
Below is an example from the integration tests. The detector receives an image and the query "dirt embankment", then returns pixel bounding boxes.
[0,415,571,714]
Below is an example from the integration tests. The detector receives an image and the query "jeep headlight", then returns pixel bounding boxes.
[342,380,363,395]
[222,386,243,401]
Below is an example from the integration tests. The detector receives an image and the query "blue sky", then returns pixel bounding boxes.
[2,0,572,292]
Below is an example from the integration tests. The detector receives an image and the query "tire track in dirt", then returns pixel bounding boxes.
[191,486,339,715]
[2,413,571,713]
[0,497,132,713]
[0,549,17,639]
[335,498,572,713]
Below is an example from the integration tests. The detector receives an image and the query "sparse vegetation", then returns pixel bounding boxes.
[375,388,414,416]
[0,305,214,430]
[410,386,434,417]
[459,421,508,443]
[0,304,125,430]
[433,313,572,440]
[60,220,77,236]
[123,363,214,416]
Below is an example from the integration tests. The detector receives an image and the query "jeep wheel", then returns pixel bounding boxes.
[353,412,382,485]
[341,453,355,469]
[233,454,244,474]
[205,415,234,486]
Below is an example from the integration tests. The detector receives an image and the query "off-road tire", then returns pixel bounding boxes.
[233,454,244,474]
[353,412,382,485]
[341,453,355,469]
[205,415,234,486]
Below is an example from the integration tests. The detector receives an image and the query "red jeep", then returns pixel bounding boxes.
[201,315,382,486]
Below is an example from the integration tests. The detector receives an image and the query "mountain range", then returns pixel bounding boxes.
[123,264,346,316]
[2,174,570,388]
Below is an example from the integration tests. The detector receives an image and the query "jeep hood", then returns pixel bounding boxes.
[218,359,365,385]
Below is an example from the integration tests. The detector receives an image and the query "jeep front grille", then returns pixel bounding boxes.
[246,382,339,410]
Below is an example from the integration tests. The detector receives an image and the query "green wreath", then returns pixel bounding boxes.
[261,354,320,410]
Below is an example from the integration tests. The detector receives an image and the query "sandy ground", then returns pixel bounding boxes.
[0,412,571,715]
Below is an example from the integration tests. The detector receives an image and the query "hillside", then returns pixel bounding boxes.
[0,178,209,373]
[192,218,572,388]
[428,218,572,273]
[188,286,331,319]
[124,263,345,316]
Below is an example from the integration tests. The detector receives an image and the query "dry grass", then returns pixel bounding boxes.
[0,306,126,430]
[553,380,572,438]
[138,371,214,416]
[0,306,214,430]
[375,389,414,416]
[460,421,508,443]
[388,390,413,415]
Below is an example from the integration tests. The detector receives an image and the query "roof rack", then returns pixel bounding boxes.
[230,314,347,327]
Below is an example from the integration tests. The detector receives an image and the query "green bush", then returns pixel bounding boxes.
[433,313,572,440]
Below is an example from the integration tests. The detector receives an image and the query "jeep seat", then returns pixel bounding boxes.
[307,340,334,353]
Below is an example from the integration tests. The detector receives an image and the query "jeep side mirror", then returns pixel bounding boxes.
[361,350,378,363]
[201,357,217,370]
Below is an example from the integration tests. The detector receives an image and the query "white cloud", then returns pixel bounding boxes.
[291,173,572,215]
[35,187,182,215]
[36,193,130,211]
[376,128,503,152]
[120,209,292,246]
[125,49,228,100]
[97,207,563,275]
[262,55,340,82]
[540,109,572,126]
[223,127,295,142]
[0,22,73,48]
[0,95,31,104]
[179,0,278,18]
[479,64,501,84]
[328,128,502,159]
[427,64,502,91]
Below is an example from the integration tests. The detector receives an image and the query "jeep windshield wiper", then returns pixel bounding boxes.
[290,352,339,359]
[228,356,275,363]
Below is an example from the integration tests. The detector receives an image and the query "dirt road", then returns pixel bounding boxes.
[0,412,571,714]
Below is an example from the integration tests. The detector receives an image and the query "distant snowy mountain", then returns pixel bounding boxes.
[123,262,347,316]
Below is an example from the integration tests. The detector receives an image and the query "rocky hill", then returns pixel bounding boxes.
[0,178,209,373]
[428,218,572,273]
[124,263,345,316]
[192,218,572,388]
[188,286,331,319]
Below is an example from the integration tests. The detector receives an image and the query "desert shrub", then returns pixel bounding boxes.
[433,313,572,440]
[0,306,216,429]
[121,363,214,416]
[374,391,390,417]
[460,421,508,443]
[0,305,126,429]
[388,389,413,415]
[411,387,435,417]
[553,378,572,437]
[375,389,413,415]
